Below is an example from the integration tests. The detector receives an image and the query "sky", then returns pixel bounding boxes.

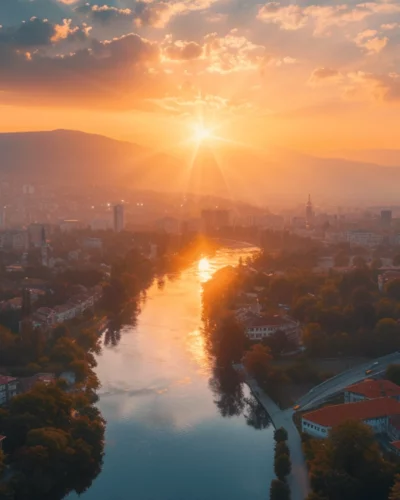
[1,0,400,153]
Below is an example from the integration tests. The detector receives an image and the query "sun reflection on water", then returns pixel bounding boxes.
[198,257,212,283]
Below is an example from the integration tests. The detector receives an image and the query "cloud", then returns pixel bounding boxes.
[203,30,269,73]
[309,67,343,85]
[354,29,388,54]
[76,1,219,28]
[0,17,89,48]
[76,4,134,24]
[257,1,400,35]
[0,33,166,108]
[346,71,400,102]
[163,39,203,60]
[257,3,308,30]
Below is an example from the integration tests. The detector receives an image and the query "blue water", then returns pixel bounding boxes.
[69,249,274,500]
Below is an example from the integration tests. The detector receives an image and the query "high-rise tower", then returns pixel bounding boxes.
[306,194,314,226]
[113,204,125,232]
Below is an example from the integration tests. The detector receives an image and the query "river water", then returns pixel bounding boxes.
[70,248,274,500]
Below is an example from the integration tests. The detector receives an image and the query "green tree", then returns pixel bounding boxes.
[274,453,291,480]
[308,420,394,500]
[386,364,400,386]
[274,427,288,443]
[275,441,290,457]
[243,344,272,380]
[270,479,290,500]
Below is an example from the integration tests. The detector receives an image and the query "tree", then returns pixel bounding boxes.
[386,364,400,386]
[371,258,383,270]
[387,279,400,301]
[274,453,291,480]
[0,448,5,476]
[334,251,350,267]
[390,475,400,500]
[275,441,290,456]
[352,255,367,269]
[243,344,272,380]
[394,255,400,266]
[274,427,288,443]
[308,420,394,500]
[270,479,290,500]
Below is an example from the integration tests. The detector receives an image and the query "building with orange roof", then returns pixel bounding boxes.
[302,397,400,438]
[345,379,400,403]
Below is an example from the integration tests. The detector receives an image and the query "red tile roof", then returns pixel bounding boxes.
[0,375,17,385]
[346,379,400,399]
[303,397,400,427]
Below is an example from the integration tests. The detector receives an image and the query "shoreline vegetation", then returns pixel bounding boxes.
[0,232,219,499]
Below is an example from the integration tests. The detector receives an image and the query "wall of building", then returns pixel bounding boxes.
[302,419,330,438]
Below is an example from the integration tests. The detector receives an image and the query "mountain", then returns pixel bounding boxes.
[334,149,400,168]
[0,129,181,186]
[1,129,400,205]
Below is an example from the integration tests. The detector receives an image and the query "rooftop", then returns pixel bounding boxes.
[247,314,296,328]
[346,379,400,399]
[303,397,400,427]
[0,375,17,385]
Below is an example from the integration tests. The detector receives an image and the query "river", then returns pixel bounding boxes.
[70,248,275,500]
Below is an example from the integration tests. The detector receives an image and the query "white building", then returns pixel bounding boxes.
[0,375,18,406]
[347,230,383,248]
[302,397,400,438]
[243,312,300,343]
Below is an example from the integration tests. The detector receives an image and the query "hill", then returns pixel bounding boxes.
[1,130,400,204]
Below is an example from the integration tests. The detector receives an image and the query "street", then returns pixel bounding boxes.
[297,351,400,411]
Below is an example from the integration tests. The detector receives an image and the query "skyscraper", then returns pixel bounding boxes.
[381,210,392,229]
[306,194,314,226]
[113,204,124,232]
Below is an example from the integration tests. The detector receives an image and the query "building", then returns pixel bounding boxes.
[378,270,400,292]
[243,313,300,343]
[344,379,400,403]
[60,220,82,233]
[83,237,103,249]
[302,397,400,438]
[28,223,46,248]
[113,204,124,232]
[0,375,18,406]
[19,373,55,393]
[201,209,230,232]
[347,230,383,248]
[381,210,392,229]
[306,194,314,226]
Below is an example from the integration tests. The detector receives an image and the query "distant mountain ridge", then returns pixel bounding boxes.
[1,129,400,204]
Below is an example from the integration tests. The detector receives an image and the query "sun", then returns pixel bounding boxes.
[192,124,214,143]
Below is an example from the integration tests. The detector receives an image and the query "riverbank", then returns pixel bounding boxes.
[238,366,310,500]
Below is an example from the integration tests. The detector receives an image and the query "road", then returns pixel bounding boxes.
[243,373,310,500]
[297,351,400,411]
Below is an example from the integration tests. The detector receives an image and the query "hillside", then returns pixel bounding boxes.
[1,130,400,204]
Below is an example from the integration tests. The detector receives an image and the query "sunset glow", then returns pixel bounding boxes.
[192,124,213,144]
